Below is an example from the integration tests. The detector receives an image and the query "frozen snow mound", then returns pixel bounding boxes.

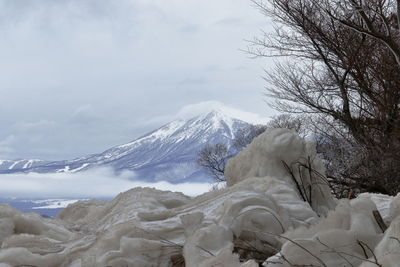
[226,128,336,216]
[263,193,400,267]
[0,176,320,266]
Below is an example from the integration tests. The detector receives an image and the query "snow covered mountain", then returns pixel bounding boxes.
[0,159,48,172]
[0,110,251,182]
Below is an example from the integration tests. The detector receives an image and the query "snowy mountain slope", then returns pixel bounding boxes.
[0,110,251,182]
[0,159,48,171]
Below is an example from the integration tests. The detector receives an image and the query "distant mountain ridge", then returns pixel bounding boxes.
[0,159,48,171]
[0,110,252,182]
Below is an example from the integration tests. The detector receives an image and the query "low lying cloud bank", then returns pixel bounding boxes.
[0,167,212,199]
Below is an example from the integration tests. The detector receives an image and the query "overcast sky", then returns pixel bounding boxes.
[0,0,276,160]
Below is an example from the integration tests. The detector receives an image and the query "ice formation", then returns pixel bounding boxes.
[225,128,336,216]
[0,128,398,266]
[263,193,400,267]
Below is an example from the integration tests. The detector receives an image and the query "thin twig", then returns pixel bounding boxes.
[372,210,387,233]
[357,240,380,266]
[282,160,308,202]
[317,237,354,267]
[390,236,400,247]
[246,228,328,267]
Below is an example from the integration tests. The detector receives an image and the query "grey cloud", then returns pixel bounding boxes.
[179,24,200,34]
[68,105,103,125]
[0,0,121,23]
[213,17,244,27]
[0,0,275,160]
[0,135,17,157]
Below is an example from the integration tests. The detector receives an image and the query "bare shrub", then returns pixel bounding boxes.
[197,143,230,182]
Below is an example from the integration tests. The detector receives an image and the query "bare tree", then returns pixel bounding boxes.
[266,114,307,137]
[197,143,229,182]
[250,0,400,195]
[233,124,267,150]
[233,114,307,150]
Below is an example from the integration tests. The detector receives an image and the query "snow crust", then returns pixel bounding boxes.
[0,128,398,266]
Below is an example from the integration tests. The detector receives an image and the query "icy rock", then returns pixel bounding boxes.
[0,175,320,266]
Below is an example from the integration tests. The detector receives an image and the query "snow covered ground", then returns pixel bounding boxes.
[0,129,398,266]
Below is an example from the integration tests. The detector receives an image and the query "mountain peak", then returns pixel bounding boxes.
[175,101,270,125]
[200,108,233,121]
[206,108,230,118]
[0,106,253,182]
[197,109,236,133]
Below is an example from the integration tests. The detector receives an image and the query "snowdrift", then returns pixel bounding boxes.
[0,128,398,267]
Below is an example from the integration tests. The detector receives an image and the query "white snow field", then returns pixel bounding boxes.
[0,128,399,266]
